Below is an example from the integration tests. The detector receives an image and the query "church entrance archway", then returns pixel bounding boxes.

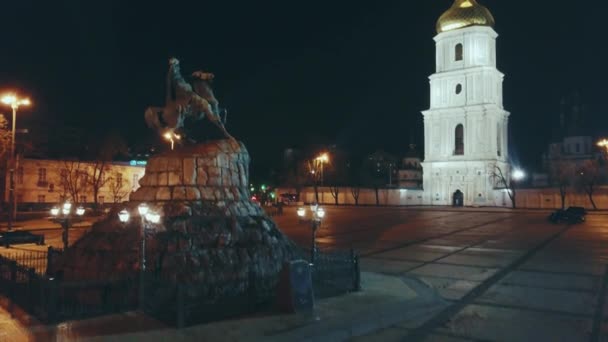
[453,190,464,207]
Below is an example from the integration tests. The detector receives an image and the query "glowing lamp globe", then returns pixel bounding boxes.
[118,209,130,223]
[297,208,306,217]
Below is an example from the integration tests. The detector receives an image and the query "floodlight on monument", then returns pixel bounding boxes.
[76,207,85,216]
[297,207,306,218]
[50,207,60,217]
[512,169,526,181]
[138,203,150,217]
[118,209,130,223]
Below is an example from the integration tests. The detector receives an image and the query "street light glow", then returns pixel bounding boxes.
[1,94,31,108]
[118,209,130,223]
[297,208,306,217]
[138,203,149,216]
[76,207,85,216]
[316,153,329,163]
[50,207,60,216]
[513,169,526,181]
[145,211,161,224]
[316,207,326,219]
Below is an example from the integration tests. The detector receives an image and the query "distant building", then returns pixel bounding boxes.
[5,158,145,209]
[398,144,422,189]
[538,91,601,187]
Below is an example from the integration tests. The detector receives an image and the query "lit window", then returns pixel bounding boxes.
[38,168,47,182]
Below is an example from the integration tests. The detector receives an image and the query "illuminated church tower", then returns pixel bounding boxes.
[421,0,510,206]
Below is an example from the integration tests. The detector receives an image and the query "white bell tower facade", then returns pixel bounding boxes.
[422,0,510,206]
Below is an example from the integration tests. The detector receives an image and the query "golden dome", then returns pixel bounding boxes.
[436,0,495,33]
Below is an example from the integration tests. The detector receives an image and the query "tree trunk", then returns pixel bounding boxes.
[560,187,566,209]
[375,187,379,206]
[587,188,597,210]
[314,184,319,203]
[330,187,339,206]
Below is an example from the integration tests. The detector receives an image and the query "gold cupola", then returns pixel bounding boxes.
[436,0,495,34]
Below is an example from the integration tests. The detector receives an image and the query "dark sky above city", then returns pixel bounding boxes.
[1,1,607,178]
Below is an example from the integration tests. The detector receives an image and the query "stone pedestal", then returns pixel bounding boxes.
[59,139,299,305]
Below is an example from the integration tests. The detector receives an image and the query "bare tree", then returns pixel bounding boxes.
[108,171,129,203]
[491,164,516,208]
[549,159,574,209]
[87,161,111,210]
[329,185,339,205]
[61,161,88,203]
[350,186,361,206]
[575,159,603,210]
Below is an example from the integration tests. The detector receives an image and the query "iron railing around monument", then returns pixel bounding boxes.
[309,248,361,299]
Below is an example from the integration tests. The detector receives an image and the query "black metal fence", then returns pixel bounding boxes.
[0,249,49,275]
[0,246,360,327]
[312,248,360,299]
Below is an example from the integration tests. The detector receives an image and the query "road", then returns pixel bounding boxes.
[274,206,608,341]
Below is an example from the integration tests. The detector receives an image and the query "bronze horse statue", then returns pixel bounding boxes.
[145,58,232,143]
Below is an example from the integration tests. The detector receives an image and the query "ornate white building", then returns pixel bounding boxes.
[421,0,511,206]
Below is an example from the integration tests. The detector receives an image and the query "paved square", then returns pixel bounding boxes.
[275,207,608,341]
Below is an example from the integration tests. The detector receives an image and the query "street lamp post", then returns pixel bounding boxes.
[137,203,149,309]
[50,202,85,250]
[1,94,30,231]
[296,206,325,264]
[315,153,329,187]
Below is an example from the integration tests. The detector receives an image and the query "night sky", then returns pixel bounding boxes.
[1,1,607,179]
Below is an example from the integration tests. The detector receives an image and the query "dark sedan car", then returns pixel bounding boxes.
[548,207,586,224]
[0,231,45,248]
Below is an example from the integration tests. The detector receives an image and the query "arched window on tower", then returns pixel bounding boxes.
[455,43,463,61]
[455,124,464,155]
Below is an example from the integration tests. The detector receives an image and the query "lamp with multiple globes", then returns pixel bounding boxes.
[296,205,326,264]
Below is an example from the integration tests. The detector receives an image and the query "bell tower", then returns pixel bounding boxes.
[421,0,510,206]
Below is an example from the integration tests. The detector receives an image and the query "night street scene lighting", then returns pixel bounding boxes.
[2,0,608,340]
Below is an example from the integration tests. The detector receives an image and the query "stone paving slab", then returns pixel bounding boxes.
[518,256,605,276]
[500,270,599,292]
[409,263,498,283]
[437,253,517,268]
[435,304,592,342]
[476,284,596,316]
[360,258,421,275]
[373,249,449,263]
[417,276,481,301]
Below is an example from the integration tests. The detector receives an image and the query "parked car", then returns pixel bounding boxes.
[0,231,45,248]
[548,207,586,224]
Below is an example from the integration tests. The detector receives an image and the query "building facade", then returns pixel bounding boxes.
[8,158,145,209]
[421,0,510,206]
[398,144,423,189]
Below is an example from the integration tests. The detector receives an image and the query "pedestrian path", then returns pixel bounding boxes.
[0,272,439,341]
